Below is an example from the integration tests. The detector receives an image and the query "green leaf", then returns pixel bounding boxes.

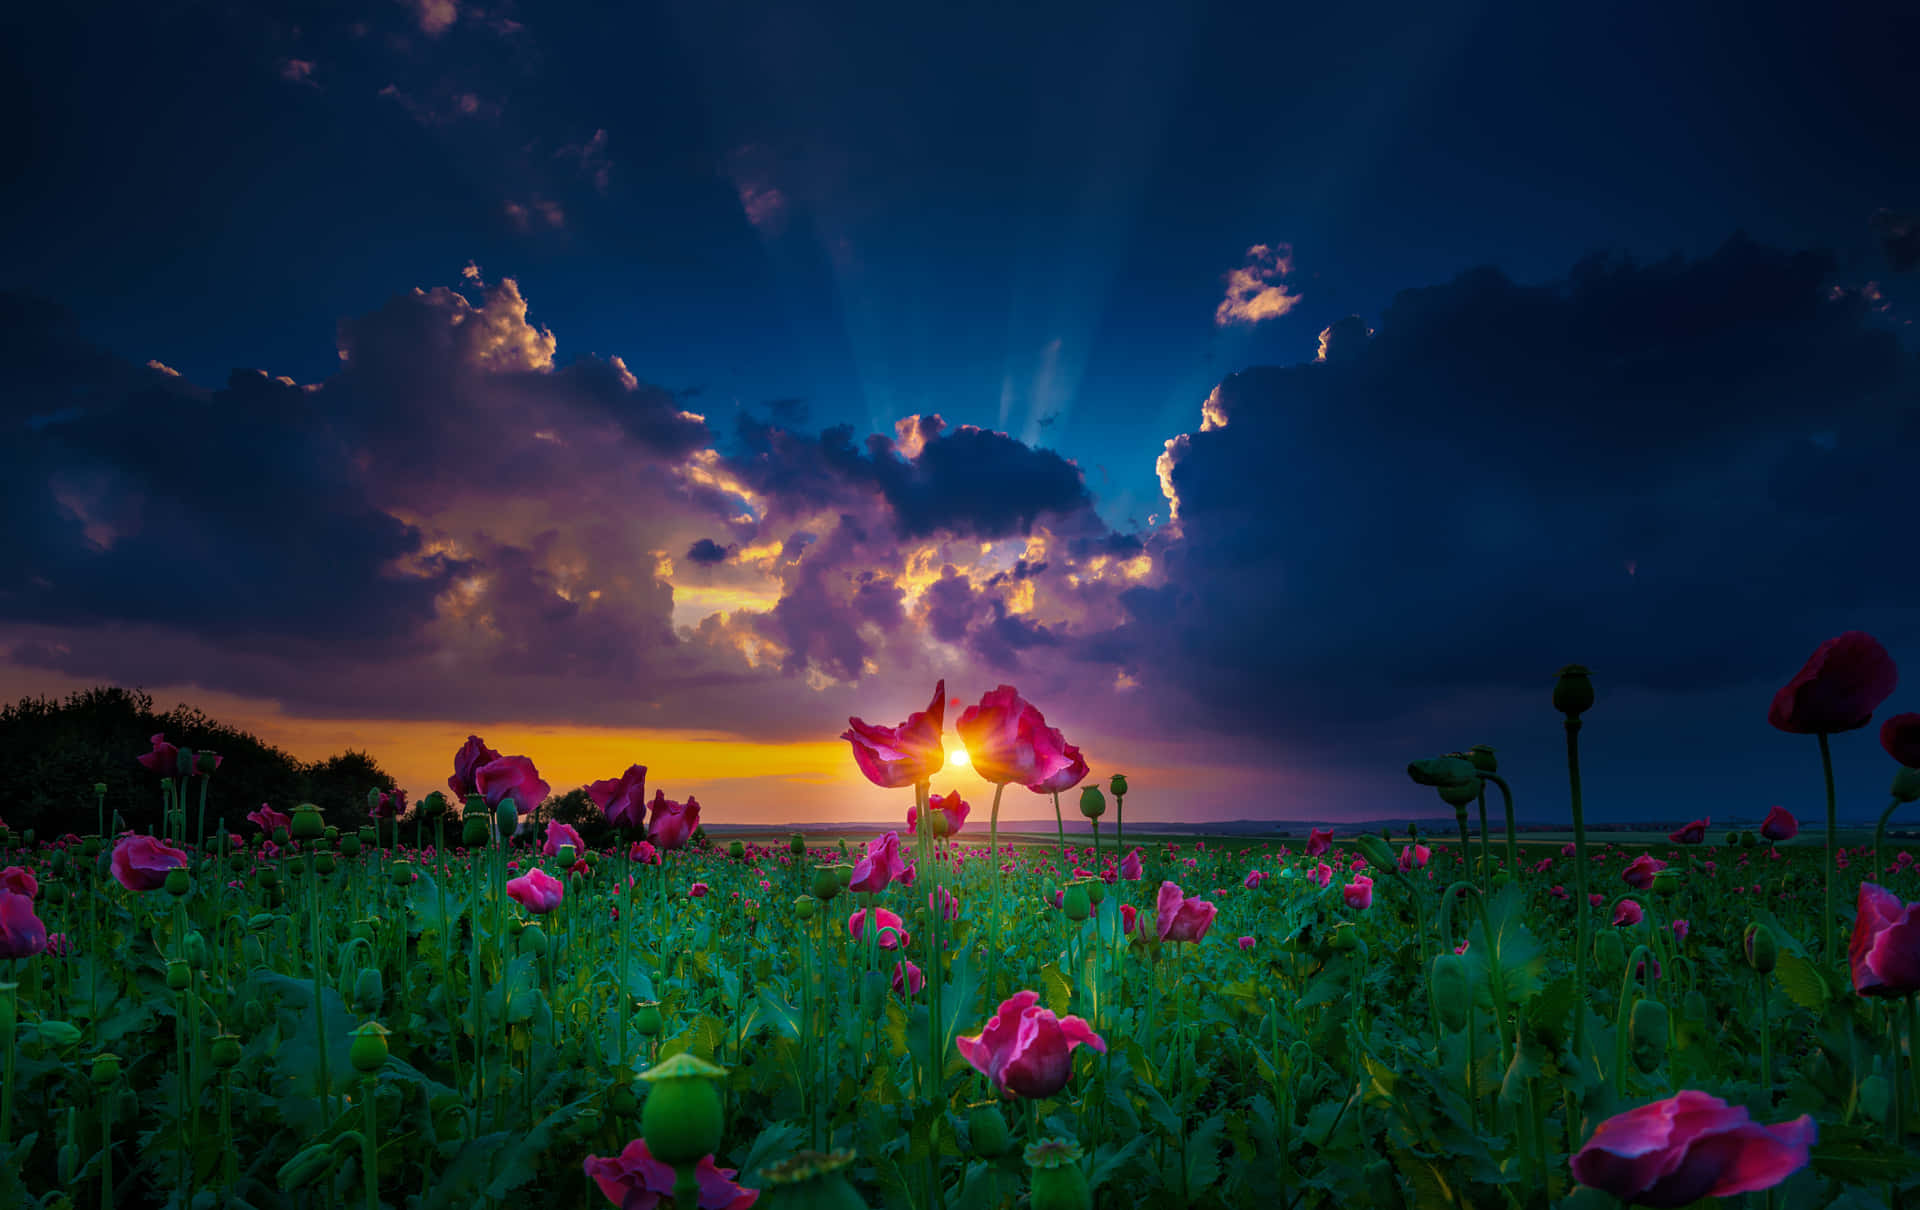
[1039,962,1072,1016]
[1184,1113,1225,1194]
[1773,949,1830,1011]
[752,985,801,1041]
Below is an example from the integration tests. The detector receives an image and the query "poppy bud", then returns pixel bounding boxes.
[790,833,807,856]
[348,1021,389,1074]
[165,867,191,897]
[90,1053,122,1085]
[521,923,547,956]
[969,1104,1011,1157]
[1025,1139,1090,1210]
[291,804,325,841]
[1860,1068,1892,1127]
[634,1001,665,1037]
[353,968,384,1015]
[1893,766,1920,804]
[242,936,266,968]
[34,1021,82,1051]
[1077,786,1106,820]
[638,1052,728,1166]
[761,1148,869,1210]
[185,930,208,970]
[495,799,517,839]
[1431,953,1471,1032]
[1743,923,1776,974]
[1594,930,1625,975]
[419,791,448,819]
[1352,834,1397,874]
[211,1033,243,1069]
[278,1142,337,1191]
[1467,745,1498,772]
[461,814,491,848]
[1553,664,1595,716]
[1629,998,1668,1074]
[1063,883,1091,921]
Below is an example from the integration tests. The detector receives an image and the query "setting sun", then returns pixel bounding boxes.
[947,746,970,769]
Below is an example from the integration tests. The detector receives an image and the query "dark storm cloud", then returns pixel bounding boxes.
[1873,209,1919,273]
[1139,234,1919,745]
[685,538,733,565]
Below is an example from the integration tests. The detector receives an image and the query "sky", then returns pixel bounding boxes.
[2,0,1917,827]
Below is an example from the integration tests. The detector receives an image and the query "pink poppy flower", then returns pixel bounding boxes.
[647,791,700,851]
[583,1138,759,1210]
[850,830,910,894]
[954,686,1077,787]
[1343,874,1374,911]
[909,790,970,837]
[1025,740,1089,795]
[1614,899,1644,927]
[448,735,502,800]
[0,866,38,900]
[588,764,650,833]
[1884,712,1920,768]
[1156,881,1218,943]
[689,882,710,898]
[1120,903,1139,935]
[955,989,1106,1099]
[1671,918,1690,941]
[135,733,185,777]
[110,834,189,892]
[505,867,564,914]
[843,680,948,789]
[929,885,959,921]
[849,907,911,950]
[892,960,925,998]
[1622,855,1667,889]
[1570,1091,1814,1207]
[247,804,291,835]
[0,890,48,958]
[1306,828,1333,857]
[1398,843,1430,872]
[542,821,585,857]
[1118,850,1143,880]
[1550,884,1569,900]
[1767,631,1897,735]
[1668,818,1709,845]
[1307,862,1333,888]
[475,754,551,815]
[1850,882,1920,997]
[1237,935,1255,951]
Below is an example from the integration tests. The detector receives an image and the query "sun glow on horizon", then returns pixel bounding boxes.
[947,746,970,769]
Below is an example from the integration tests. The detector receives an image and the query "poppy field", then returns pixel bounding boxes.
[2,632,1920,1209]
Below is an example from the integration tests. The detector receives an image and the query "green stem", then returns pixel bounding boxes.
[987,782,1007,1006]
[0,981,15,1148]
[1875,797,1904,886]
[308,848,332,1124]
[1818,731,1838,964]
[1052,791,1067,866]
[1476,786,1491,896]
[1481,773,1520,886]
[1758,969,1773,1106]
[1566,718,1593,1065]
[362,1078,380,1210]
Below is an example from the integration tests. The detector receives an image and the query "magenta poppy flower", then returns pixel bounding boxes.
[1622,855,1667,889]
[1756,805,1797,843]
[448,735,503,799]
[689,882,710,898]
[135,733,184,777]
[0,866,38,900]
[505,867,564,914]
[1243,869,1266,889]
[1308,862,1333,888]
[647,791,700,851]
[1614,899,1644,927]
[1550,884,1569,900]
[1883,712,1920,768]
[1118,849,1144,880]
[541,821,584,857]
[1306,827,1333,857]
[954,686,1078,787]
[1237,935,1255,951]
[1343,874,1374,910]
[929,885,959,920]
[1570,1091,1814,1207]
[111,834,189,892]
[475,754,550,815]
[247,803,290,835]
[908,790,970,838]
[0,890,48,958]
[1850,882,1920,997]
[588,764,650,833]
[850,830,910,894]
[630,840,659,865]
[843,680,948,789]
[371,788,405,820]
[1156,881,1218,943]
[1672,918,1690,941]
[1398,843,1431,872]
[892,959,925,998]
[955,989,1106,1099]
[849,906,911,950]
[1668,818,1709,845]
[1025,740,1089,795]
[583,1138,759,1210]
[1767,631,1898,735]
[1120,903,1138,935]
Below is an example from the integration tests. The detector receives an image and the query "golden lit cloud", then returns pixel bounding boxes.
[1214,243,1302,327]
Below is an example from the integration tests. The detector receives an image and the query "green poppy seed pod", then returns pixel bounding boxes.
[83,836,103,857]
[350,919,376,942]
[1744,923,1777,974]
[1108,773,1128,798]
[968,1104,1011,1157]
[833,863,854,890]
[638,1052,728,1167]
[1467,745,1498,773]
[761,1149,869,1210]
[461,814,491,848]
[557,844,576,865]
[634,1001,665,1037]
[277,1142,337,1191]
[837,838,850,858]
[1630,999,1669,1074]
[185,930,208,970]
[227,850,248,873]
[1651,868,1684,897]
[325,825,340,843]
[1077,785,1106,819]
[521,923,547,956]
[211,1033,243,1069]
[1438,779,1482,808]
[164,867,191,897]
[507,917,524,938]
[339,832,361,858]
[1723,830,1739,847]
[1553,664,1595,716]
[48,883,69,906]
[1352,833,1397,874]
[584,850,601,867]
[495,799,518,839]
[348,1021,389,1074]
[1024,1139,1090,1210]
[389,859,414,887]
[315,852,338,876]
[199,750,220,775]
[419,791,448,819]
[811,867,841,901]
[795,894,819,920]
[1430,953,1471,1033]
[1594,929,1625,975]
[1086,880,1105,906]
[290,803,325,841]
[90,1053,122,1085]
[35,1021,82,1050]
[51,848,69,875]
[94,782,108,796]
[790,833,807,856]
[729,839,745,859]
[366,788,384,811]
[353,967,384,1015]
[1893,766,1920,804]
[1063,883,1092,921]
[1736,830,1753,848]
